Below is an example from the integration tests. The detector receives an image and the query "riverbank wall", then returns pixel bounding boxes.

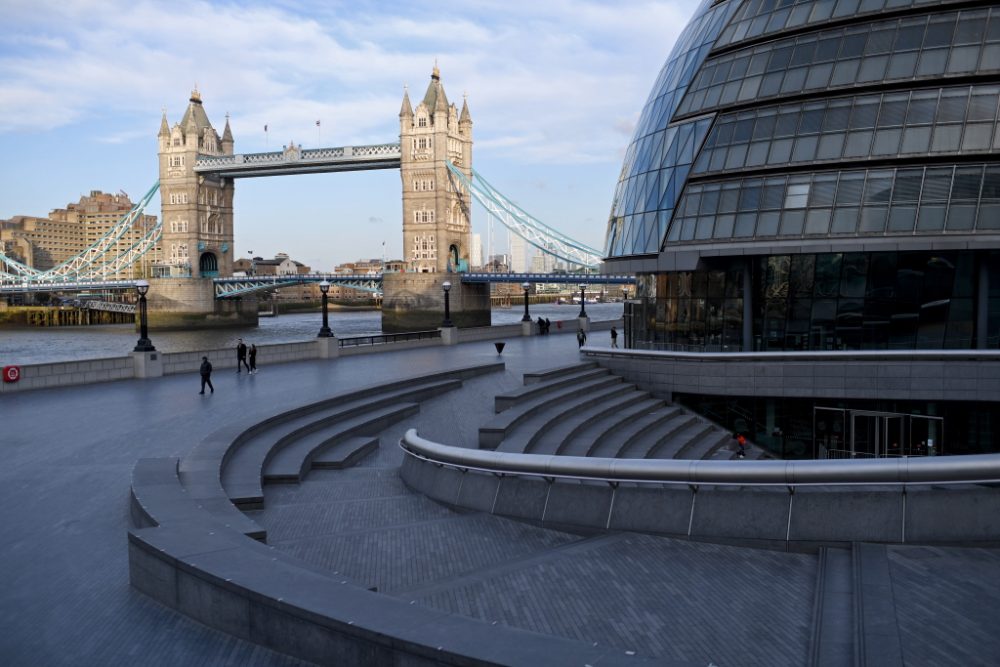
[0,318,621,394]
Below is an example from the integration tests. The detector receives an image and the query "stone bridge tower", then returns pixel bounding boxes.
[399,66,473,273]
[157,89,235,279]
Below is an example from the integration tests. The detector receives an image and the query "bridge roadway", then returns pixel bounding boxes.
[3,331,999,665]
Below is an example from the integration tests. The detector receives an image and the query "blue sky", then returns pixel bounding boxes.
[0,0,698,271]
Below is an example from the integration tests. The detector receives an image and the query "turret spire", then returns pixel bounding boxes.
[399,85,413,118]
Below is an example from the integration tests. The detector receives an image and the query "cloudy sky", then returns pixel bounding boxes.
[0,0,699,270]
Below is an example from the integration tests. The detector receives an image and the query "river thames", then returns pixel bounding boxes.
[0,302,623,364]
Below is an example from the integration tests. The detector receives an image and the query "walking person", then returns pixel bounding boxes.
[249,344,258,374]
[199,356,214,394]
[736,433,747,458]
[545,317,551,334]
[236,338,250,373]
[577,328,587,348]
[611,326,619,348]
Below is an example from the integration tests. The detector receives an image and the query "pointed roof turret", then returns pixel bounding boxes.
[460,94,472,125]
[399,85,413,118]
[222,113,233,142]
[421,65,449,115]
[180,86,214,133]
[158,109,170,137]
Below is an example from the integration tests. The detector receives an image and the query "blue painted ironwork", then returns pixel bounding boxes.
[213,274,383,299]
[460,272,635,285]
[445,163,605,268]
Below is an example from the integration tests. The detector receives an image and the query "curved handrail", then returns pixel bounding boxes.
[400,429,1000,487]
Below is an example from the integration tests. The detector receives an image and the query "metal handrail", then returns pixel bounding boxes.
[339,330,441,348]
[400,429,1000,487]
[582,347,1000,362]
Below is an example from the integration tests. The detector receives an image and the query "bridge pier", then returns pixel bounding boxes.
[381,273,489,333]
[145,278,258,330]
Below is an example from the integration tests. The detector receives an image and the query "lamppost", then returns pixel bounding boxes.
[521,282,532,322]
[442,281,453,328]
[248,250,255,276]
[317,280,333,337]
[578,283,588,318]
[133,280,155,352]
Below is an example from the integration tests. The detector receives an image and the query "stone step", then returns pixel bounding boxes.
[808,547,854,667]
[676,430,732,461]
[521,361,598,385]
[479,374,624,449]
[262,403,420,485]
[494,367,610,413]
[496,383,638,454]
[585,406,682,458]
[557,398,666,457]
[311,435,380,470]
[650,422,718,460]
[616,413,696,459]
[525,389,651,456]
[853,542,904,667]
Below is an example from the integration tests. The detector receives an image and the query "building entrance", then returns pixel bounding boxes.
[814,407,943,459]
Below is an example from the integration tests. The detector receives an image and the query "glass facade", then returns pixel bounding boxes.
[625,251,999,352]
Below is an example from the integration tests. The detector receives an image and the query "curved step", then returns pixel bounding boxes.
[312,435,380,469]
[526,390,653,456]
[522,361,597,385]
[495,367,610,413]
[263,403,419,484]
[559,398,667,457]
[678,431,733,460]
[479,375,623,449]
[507,387,646,455]
[222,379,461,507]
[647,422,717,460]
[614,412,695,459]
[585,406,681,459]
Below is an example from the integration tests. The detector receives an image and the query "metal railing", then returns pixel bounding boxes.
[339,330,441,348]
[400,429,1000,487]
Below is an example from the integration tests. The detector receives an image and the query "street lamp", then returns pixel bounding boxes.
[133,280,155,352]
[248,250,255,276]
[578,283,587,318]
[521,282,532,322]
[317,280,333,337]
[442,281,453,328]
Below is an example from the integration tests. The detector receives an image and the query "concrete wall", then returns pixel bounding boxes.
[401,457,1000,550]
[0,356,135,393]
[147,278,258,330]
[580,349,1000,403]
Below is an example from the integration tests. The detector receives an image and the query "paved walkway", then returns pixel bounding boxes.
[4,329,1000,665]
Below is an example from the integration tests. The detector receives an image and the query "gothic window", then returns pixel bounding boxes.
[418,138,428,149]
[418,117,427,127]
[173,138,181,146]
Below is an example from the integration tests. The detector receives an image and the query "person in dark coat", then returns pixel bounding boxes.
[577,329,587,348]
[544,317,551,334]
[611,326,619,348]
[537,316,545,335]
[249,344,258,374]
[236,338,250,373]
[199,356,214,394]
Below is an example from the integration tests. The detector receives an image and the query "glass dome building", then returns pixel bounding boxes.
[602,0,1000,456]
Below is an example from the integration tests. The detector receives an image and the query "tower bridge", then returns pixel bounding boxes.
[1,66,613,331]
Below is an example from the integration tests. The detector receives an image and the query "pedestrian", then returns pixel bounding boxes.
[577,328,587,348]
[611,326,619,348]
[236,338,249,373]
[537,316,545,335]
[545,317,551,334]
[199,356,214,394]
[736,433,747,458]
[249,344,258,374]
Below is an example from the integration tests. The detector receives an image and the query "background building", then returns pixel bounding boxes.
[0,191,160,278]
[602,0,1000,457]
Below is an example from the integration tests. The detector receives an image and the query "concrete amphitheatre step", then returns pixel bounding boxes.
[521,361,598,385]
[555,397,665,456]
[615,412,697,459]
[263,404,420,483]
[479,374,624,449]
[808,547,853,667]
[585,405,682,458]
[493,381,637,454]
[221,377,468,508]
[312,435,380,469]
[647,421,719,460]
[494,366,610,412]
[522,389,654,456]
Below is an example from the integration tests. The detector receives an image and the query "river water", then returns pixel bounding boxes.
[0,302,623,365]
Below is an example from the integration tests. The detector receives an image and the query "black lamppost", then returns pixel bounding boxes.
[442,281,453,328]
[317,280,333,337]
[578,283,587,318]
[248,250,255,276]
[133,280,155,352]
[521,282,532,322]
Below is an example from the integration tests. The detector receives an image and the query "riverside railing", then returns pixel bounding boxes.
[400,429,1000,487]
[338,330,441,348]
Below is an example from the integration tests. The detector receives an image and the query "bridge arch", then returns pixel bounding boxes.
[199,252,219,278]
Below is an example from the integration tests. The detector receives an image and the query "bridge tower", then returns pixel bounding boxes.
[148,90,254,329]
[157,89,235,279]
[399,66,473,273]
[383,67,489,331]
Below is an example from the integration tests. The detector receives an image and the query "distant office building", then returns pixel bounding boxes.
[471,233,483,269]
[509,234,528,273]
[601,0,1000,456]
[0,191,160,278]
